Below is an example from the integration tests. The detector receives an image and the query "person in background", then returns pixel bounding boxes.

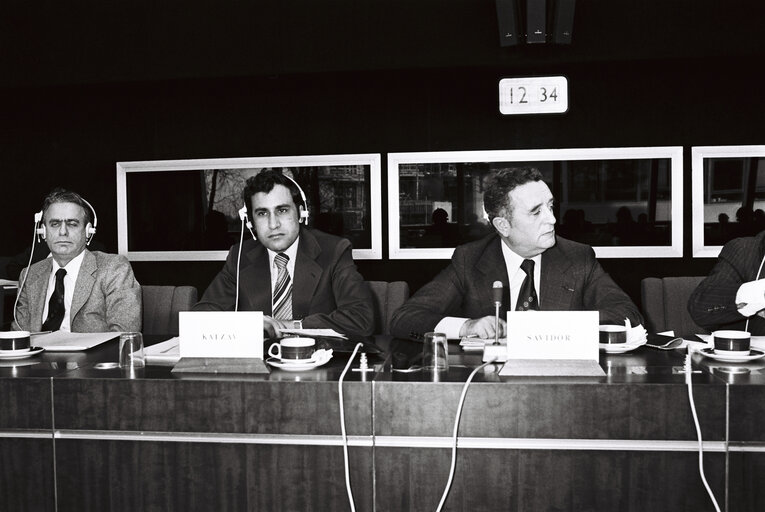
[390,167,643,341]
[13,188,141,332]
[194,170,374,338]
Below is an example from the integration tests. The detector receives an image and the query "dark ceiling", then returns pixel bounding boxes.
[3,0,765,88]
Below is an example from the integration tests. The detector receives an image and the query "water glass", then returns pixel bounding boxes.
[422,332,449,372]
[119,332,145,369]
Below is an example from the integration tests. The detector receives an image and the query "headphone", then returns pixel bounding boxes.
[240,173,309,241]
[36,197,98,245]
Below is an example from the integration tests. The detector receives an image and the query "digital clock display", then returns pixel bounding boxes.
[499,76,568,115]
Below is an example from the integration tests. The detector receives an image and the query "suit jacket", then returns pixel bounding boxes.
[12,250,142,332]
[390,234,643,340]
[688,231,765,334]
[194,227,374,337]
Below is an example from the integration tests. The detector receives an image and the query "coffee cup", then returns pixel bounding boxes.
[268,337,316,361]
[599,325,627,344]
[0,331,31,351]
[712,330,751,355]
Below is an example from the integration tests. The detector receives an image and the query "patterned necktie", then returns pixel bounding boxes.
[516,259,539,311]
[42,268,67,331]
[272,253,292,320]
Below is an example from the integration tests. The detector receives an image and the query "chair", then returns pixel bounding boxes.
[640,277,708,338]
[367,281,410,335]
[141,285,198,336]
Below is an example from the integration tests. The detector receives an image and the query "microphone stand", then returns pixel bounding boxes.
[493,301,500,345]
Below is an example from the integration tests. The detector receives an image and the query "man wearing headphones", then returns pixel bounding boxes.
[194,170,374,338]
[12,188,142,333]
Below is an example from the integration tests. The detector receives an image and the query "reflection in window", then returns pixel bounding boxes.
[703,157,765,246]
[398,158,673,249]
[126,165,372,252]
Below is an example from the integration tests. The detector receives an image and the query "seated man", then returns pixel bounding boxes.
[13,188,142,332]
[688,230,765,335]
[194,170,374,338]
[390,167,643,341]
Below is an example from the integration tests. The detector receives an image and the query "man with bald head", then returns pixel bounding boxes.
[390,167,642,341]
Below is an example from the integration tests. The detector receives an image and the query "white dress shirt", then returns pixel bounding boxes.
[434,242,542,339]
[42,251,85,332]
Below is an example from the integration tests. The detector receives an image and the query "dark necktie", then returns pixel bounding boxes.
[42,268,67,331]
[272,253,292,320]
[516,259,539,311]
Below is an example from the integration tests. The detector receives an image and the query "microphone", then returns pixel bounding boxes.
[492,281,503,345]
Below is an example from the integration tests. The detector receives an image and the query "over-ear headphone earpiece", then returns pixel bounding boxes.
[239,205,256,241]
[283,174,310,225]
[81,198,98,245]
[35,210,45,241]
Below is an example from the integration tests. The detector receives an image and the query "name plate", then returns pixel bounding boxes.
[506,310,598,361]
[179,311,264,359]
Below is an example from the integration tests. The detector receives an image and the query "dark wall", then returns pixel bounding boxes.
[3,1,765,310]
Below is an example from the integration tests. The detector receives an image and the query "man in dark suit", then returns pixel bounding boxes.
[390,167,642,341]
[194,170,374,338]
[688,230,765,335]
[13,188,142,333]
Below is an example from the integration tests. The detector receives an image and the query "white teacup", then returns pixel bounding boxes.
[268,337,316,362]
[0,331,31,351]
[712,330,751,356]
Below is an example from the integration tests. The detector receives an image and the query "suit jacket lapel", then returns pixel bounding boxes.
[475,237,511,309]
[70,250,95,323]
[292,229,322,319]
[242,244,272,313]
[540,240,575,310]
[28,259,52,331]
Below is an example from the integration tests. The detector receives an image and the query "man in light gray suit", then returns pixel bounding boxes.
[12,188,141,333]
[390,167,642,341]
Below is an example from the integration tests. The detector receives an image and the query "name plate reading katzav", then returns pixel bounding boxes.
[498,76,568,115]
[506,310,598,361]
[179,311,264,359]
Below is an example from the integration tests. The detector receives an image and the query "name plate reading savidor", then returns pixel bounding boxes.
[499,76,568,115]
[506,310,598,361]
[179,311,263,359]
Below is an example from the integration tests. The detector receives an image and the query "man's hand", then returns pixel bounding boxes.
[264,316,289,339]
[459,316,507,339]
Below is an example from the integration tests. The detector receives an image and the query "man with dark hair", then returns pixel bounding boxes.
[194,170,374,338]
[390,167,642,341]
[13,188,142,332]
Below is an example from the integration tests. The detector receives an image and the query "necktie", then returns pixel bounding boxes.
[42,268,67,331]
[272,253,292,320]
[516,259,539,311]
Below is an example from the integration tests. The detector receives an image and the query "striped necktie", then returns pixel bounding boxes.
[272,253,292,320]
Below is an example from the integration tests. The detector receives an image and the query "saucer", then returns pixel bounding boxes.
[0,346,44,360]
[599,337,647,354]
[700,347,765,363]
[266,349,333,372]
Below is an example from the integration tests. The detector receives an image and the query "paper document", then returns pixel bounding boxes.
[31,331,119,351]
[280,328,346,338]
[144,337,180,365]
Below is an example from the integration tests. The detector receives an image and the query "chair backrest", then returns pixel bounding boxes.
[367,281,410,335]
[641,277,708,338]
[142,285,198,336]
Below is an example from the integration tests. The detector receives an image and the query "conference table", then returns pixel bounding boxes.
[1,334,764,511]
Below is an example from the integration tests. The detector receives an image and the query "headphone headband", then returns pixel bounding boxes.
[36,196,98,244]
